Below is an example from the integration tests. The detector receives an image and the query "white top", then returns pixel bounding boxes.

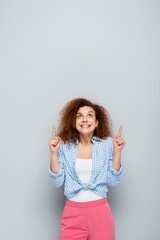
[69,158,104,202]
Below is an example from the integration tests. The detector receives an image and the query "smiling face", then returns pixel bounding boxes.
[75,106,98,138]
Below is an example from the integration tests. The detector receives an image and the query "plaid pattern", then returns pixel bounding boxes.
[48,136,124,199]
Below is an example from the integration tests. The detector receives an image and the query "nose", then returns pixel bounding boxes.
[82,117,88,122]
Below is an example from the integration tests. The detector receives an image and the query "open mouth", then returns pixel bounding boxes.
[80,124,91,128]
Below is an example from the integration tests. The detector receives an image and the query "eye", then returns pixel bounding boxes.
[77,114,93,118]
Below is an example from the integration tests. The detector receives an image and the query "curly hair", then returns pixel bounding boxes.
[57,97,114,146]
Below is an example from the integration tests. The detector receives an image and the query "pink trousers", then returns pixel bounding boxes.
[58,197,115,240]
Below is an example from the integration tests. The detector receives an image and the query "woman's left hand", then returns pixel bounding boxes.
[113,125,126,153]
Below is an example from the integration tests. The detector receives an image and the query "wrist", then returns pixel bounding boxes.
[114,150,121,156]
[50,152,57,157]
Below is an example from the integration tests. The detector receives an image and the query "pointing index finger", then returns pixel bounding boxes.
[118,124,123,137]
[52,125,56,138]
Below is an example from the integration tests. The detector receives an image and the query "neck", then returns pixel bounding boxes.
[79,134,93,146]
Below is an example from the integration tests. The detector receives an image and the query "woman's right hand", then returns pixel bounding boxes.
[48,125,61,154]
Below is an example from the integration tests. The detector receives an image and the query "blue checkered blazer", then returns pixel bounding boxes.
[48,136,124,199]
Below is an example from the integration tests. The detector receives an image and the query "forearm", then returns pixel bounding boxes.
[112,151,121,171]
[50,153,60,173]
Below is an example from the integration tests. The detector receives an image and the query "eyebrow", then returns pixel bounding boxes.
[77,111,94,114]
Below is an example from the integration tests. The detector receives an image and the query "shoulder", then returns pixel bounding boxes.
[98,137,113,153]
[92,136,112,151]
[59,139,74,152]
[57,139,65,153]
[106,136,113,145]
[100,136,113,145]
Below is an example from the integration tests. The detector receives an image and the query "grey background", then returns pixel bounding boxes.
[1,0,160,239]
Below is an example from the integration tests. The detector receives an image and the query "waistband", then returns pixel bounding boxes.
[65,197,107,208]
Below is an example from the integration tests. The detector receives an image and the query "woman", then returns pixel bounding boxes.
[48,97,126,240]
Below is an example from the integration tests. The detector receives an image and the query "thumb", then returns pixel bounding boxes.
[56,139,61,149]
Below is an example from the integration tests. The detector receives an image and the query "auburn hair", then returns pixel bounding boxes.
[57,97,114,146]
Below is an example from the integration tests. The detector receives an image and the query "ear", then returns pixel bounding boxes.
[96,120,99,128]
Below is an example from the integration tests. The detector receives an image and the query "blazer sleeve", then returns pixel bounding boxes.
[107,137,124,187]
[48,142,65,188]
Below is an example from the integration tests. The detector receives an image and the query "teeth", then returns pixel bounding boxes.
[81,125,90,128]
